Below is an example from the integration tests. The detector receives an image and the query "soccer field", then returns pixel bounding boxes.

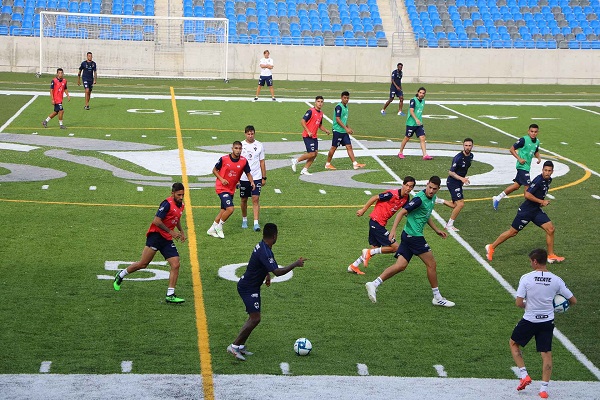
[1,73,599,399]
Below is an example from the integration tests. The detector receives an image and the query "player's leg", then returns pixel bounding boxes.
[539,220,564,262]
[255,77,264,99]
[447,199,465,230]
[114,244,157,290]
[233,311,261,346]
[251,190,261,231]
[536,321,554,396]
[510,320,534,390]
[486,226,520,260]
[416,129,432,159]
[495,171,529,209]
[221,206,235,222]
[539,351,553,396]
[84,87,90,106]
[164,244,184,303]
[365,254,409,302]
[398,135,410,156]
[325,146,337,167]
[398,95,404,114]
[417,251,438,288]
[268,78,275,99]
[240,180,250,228]
[381,96,393,112]
[166,256,180,289]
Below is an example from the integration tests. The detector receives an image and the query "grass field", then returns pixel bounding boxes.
[1,72,599,397]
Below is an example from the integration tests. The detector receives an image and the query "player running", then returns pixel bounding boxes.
[291,96,330,176]
[42,68,70,129]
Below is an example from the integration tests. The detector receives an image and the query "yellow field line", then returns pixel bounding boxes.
[170,87,214,400]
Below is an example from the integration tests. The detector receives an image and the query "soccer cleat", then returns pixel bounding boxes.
[291,158,297,172]
[485,244,494,261]
[241,221,248,229]
[353,163,366,169]
[547,254,565,263]
[398,152,405,159]
[215,225,225,239]
[380,109,386,115]
[361,248,372,267]
[422,155,433,160]
[539,391,549,399]
[348,264,365,275]
[113,270,123,291]
[445,225,460,232]
[300,170,312,176]
[432,297,455,307]
[207,226,219,238]
[238,345,253,356]
[516,375,532,391]
[42,120,48,128]
[398,111,406,116]
[365,282,377,303]
[325,164,337,170]
[227,344,246,361]
[165,294,185,303]
[84,105,90,110]
[272,97,276,101]
[253,223,261,232]
[253,97,258,101]
[60,125,66,129]
[492,196,500,210]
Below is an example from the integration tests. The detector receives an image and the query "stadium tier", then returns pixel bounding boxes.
[408,0,600,49]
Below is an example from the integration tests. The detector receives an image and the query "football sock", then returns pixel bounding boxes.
[325,162,331,167]
[218,220,225,227]
[352,161,358,166]
[432,287,441,298]
[497,191,507,200]
[371,248,382,255]
[447,218,455,226]
[119,269,129,279]
[301,168,308,174]
[373,277,383,287]
[59,121,63,126]
[254,220,259,225]
[167,288,175,296]
[353,256,363,266]
[540,382,549,392]
[242,217,248,223]
[211,221,217,228]
[519,367,528,379]
[45,117,51,122]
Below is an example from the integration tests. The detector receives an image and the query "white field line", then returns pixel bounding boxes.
[572,105,600,116]
[0,95,38,133]
[511,366,520,378]
[121,361,133,373]
[356,363,369,376]
[433,365,447,377]
[39,361,51,373]
[279,362,291,375]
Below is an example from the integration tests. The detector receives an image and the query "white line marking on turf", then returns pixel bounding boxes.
[592,195,600,200]
[282,137,288,141]
[490,141,498,144]
[364,190,372,195]
[572,105,600,116]
[433,365,447,377]
[357,363,369,376]
[141,135,147,138]
[274,188,282,193]
[137,186,144,192]
[211,136,217,139]
[560,142,568,145]
[511,366,520,378]
[280,362,291,375]
[121,361,133,373]
[68,133,74,136]
[42,185,49,190]
[319,189,327,194]
[39,361,51,373]
[0,94,38,133]
[89,186,97,191]
[546,193,555,199]
[32,132,38,135]
[105,134,111,137]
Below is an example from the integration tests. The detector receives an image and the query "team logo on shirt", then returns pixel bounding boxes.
[254,302,260,309]
[251,293,259,298]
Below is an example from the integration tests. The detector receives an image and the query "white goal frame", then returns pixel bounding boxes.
[39,11,229,81]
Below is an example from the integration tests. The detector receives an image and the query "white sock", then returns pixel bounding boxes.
[301,168,308,174]
[371,248,382,255]
[540,381,548,392]
[353,256,364,266]
[167,287,175,296]
[519,367,528,379]
[447,218,455,226]
[119,269,129,279]
[59,120,63,125]
[325,162,331,167]
[373,277,383,287]
[254,220,259,225]
[211,221,217,228]
[45,117,51,122]
[432,287,441,298]
[352,161,358,166]
[497,191,507,200]
[242,217,248,222]
[218,220,225,228]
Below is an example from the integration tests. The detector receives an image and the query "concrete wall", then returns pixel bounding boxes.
[1,36,599,84]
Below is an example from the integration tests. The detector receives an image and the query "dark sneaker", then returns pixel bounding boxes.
[60,125,66,129]
[165,294,185,303]
[84,105,90,110]
[113,270,123,291]
[42,120,47,128]
[238,345,253,356]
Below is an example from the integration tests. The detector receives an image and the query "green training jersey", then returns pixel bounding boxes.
[332,102,349,133]
[406,96,425,127]
[403,190,436,237]
[515,135,539,171]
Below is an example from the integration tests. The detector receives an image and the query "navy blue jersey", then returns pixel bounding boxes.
[79,60,96,81]
[238,240,278,290]
[403,195,423,212]
[514,137,539,152]
[519,174,552,212]
[391,69,403,86]
[448,151,474,184]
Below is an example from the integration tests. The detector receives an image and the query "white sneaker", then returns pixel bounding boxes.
[300,169,312,176]
[214,225,225,239]
[291,158,297,172]
[365,282,377,303]
[227,344,246,361]
[207,226,219,238]
[445,225,460,232]
[380,109,386,115]
[432,297,455,307]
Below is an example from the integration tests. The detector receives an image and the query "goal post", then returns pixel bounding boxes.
[39,12,229,81]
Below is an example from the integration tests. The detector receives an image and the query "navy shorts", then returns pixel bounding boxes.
[146,232,179,259]
[513,169,532,186]
[240,180,262,198]
[405,125,425,138]
[82,80,93,91]
[258,75,273,86]
[389,86,403,98]
[368,219,395,247]
[238,287,261,314]
[303,137,318,152]
[511,208,551,231]
[331,130,352,147]
[511,319,555,352]
[446,179,464,202]
[395,231,431,262]
[218,192,234,209]
[53,103,64,113]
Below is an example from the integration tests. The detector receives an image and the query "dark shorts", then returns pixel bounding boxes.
[146,232,179,259]
[405,125,425,138]
[53,103,63,113]
[389,86,403,98]
[258,75,273,86]
[446,179,464,202]
[511,207,551,231]
[218,192,234,209]
[82,80,93,91]
[240,180,262,198]
[513,169,532,186]
[511,319,555,352]
[303,137,318,152]
[238,287,261,314]
[395,231,431,262]
[368,219,395,247]
[332,130,352,147]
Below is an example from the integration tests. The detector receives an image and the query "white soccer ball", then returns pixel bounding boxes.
[553,294,569,314]
[294,338,312,356]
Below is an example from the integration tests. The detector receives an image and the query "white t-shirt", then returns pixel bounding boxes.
[259,57,273,77]
[516,270,573,323]
[240,139,265,181]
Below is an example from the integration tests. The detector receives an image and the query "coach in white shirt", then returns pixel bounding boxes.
[254,50,275,101]
[239,125,267,231]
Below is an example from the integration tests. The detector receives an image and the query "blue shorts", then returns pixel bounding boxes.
[53,103,64,113]
[511,319,554,352]
[368,219,395,247]
[511,207,551,231]
[238,287,261,314]
[395,231,431,262]
[239,180,262,198]
[331,130,352,147]
[303,137,318,152]
[218,192,234,209]
[446,178,464,202]
[82,80,93,91]
[389,86,403,98]
[405,125,425,138]
[146,232,179,259]
[258,75,273,86]
[513,169,532,186]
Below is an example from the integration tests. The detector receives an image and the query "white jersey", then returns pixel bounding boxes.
[259,57,273,77]
[516,270,573,323]
[240,139,265,181]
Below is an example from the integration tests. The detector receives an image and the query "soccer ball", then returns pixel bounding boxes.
[294,338,312,356]
[553,294,569,314]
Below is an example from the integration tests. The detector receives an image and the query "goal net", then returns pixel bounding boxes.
[39,12,229,80]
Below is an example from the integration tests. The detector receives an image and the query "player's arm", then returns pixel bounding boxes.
[152,216,175,235]
[435,197,456,208]
[272,257,307,276]
[568,295,577,305]
[534,147,541,164]
[65,87,70,101]
[389,208,408,241]
[524,190,549,207]
[93,66,97,84]
[515,296,526,308]
[212,165,228,186]
[176,220,186,242]
[356,195,379,217]
[409,100,420,125]
[427,217,447,238]
[318,120,330,135]
[510,139,526,164]
[77,67,82,85]
[260,159,267,186]
[448,170,469,185]
[300,111,314,137]
[335,105,352,134]
[243,161,255,190]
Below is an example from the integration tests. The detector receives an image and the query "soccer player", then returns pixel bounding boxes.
[240,125,267,232]
[291,96,331,176]
[77,51,97,110]
[397,87,433,160]
[509,248,576,398]
[493,124,541,210]
[227,223,306,361]
[485,161,565,264]
[324,91,366,171]
[207,141,255,239]
[380,62,404,116]
[365,176,455,307]
[113,183,187,304]
[445,138,474,231]
[42,68,70,129]
[348,176,416,275]
[254,49,275,101]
